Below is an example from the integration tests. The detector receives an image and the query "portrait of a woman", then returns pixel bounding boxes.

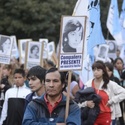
[29,45,39,59]
[62,19,84,53]
[0,36,11,55]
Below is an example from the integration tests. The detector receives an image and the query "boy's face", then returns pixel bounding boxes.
[14,73,25,87]
[28,76,43,92]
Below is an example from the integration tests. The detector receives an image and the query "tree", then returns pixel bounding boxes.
[0,0,123,46]
[0,0,76,45]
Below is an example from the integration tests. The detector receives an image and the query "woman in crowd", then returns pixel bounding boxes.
[78,61,125,125]
[113,57,125,125]
[105,62,121,125]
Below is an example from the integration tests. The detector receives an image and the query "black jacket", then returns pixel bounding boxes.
[75,87,101,125]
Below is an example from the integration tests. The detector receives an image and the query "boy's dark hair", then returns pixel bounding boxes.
[14,68,25,77]
[27,66,46,83]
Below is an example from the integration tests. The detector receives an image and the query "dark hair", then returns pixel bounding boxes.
[66,72,76,82]
[92,61,109,89]
[14,68,25,77]
[114,57,124,65]
[63,19,83,49]
[30,45,39,53]
[27,66,46,83]
[45,67,66,91]
[45,59,55,67]
[105,62,114,72]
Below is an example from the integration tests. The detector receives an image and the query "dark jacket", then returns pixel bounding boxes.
[22,94,81,125]
[75,87,101,125]
[24,92,35,110]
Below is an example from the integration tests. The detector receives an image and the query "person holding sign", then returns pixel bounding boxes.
[22,67,81,125]
[62,19,83,53]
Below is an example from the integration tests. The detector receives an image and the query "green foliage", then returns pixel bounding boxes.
[0,0,76,45]
[0,0,123,45]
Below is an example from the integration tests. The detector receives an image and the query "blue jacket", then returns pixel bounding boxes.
[22,94,81,125]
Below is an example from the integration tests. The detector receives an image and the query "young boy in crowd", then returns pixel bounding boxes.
[0,68,31,125]
[25,66,46,108]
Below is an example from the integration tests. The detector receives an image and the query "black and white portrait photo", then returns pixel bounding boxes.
[107,40,116,53]
[18,39,32,64]
[26,41,42,69]
[0,35,13,56]
[96,44,109,62]
[39,38,48,59]
[60,16,86,53]
[29,44,39,59]
[48,41,55,53]
[10,35,19,59]
[27,41,42,61]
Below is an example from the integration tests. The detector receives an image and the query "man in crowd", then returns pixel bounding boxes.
[22,67,81,125]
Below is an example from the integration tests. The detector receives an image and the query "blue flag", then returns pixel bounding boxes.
[73,0,105,56]
[120,0,125,43]
[73,0,105,86]
[107,0,123,45]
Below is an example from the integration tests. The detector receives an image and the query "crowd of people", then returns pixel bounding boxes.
[0,52,125,125]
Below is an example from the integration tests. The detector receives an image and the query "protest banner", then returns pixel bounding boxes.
[0,35,13,64]
[58,16,87,71]
[25,41,43,69]
[18,39,32,64]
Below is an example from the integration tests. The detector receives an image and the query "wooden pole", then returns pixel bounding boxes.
[65,70,72,122]
[51,52,58,68]
[41,42,44,67]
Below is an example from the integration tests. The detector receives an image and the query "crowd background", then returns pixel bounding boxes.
[0,0,125,125]
[0,1,123,47]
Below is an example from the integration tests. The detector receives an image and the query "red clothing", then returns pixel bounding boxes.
[92,80,111,125]
[44,94,62,114]
[94,112,111,125]
[92,80,111,113]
